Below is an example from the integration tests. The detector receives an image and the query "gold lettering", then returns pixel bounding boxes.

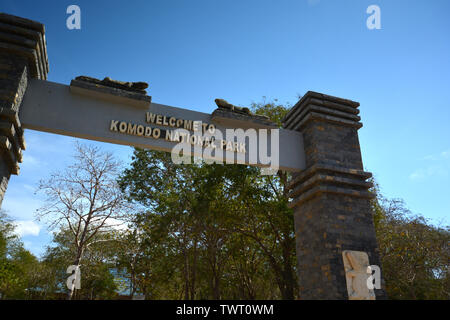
[152,128,161,139]
[239,142,246,153]
[119,122,127,133]
[196,135,203,146]
[137,125,145,136]
[165,130,173,141]
[193,121,200,132]
[146,112,156,123]
[173,131,180,142]
[127,123,137,135]
[110,120,118,131]
[184,120,192,131]
[233,142,239,152]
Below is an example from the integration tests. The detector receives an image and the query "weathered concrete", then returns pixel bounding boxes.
[19,79,306,172]
[283,91,387,299]
[211,108,278,130]
[0,13,48,206]
[70,77,152,108]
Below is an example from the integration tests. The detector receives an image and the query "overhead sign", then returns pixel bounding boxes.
[19,79,305,172]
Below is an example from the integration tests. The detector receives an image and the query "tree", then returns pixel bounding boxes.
[0,211,17,259]
[0,211,21,299]
[115,229,147,299]
[370,179,449,299]
[0,211,42,299]
[118,99,298,299]
[41,227,122,300]
[36,143,132,299]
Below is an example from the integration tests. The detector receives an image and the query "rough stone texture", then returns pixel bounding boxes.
[0,13,48,207]
[212,98,276,129]
[215,98,253,116]
[342,250,376,300]
[70,78,152,109]
[211,108,278,129]
[283,91,387,299]
[0,152,10,205]
[73,76,149,94]
[0,13,48,80]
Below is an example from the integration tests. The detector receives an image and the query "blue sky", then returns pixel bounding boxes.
[1,0,449,257]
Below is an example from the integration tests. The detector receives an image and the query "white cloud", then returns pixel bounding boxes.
[423,149,450,161]
[1,196,43,220]
[14,220,41,237]
[104,217,130,232]
[23,184,35,192]
[21,154,42,167]
[423,154,438,161]
[410,149,450,181]
[307,0,320,6]
[409,166,446,180]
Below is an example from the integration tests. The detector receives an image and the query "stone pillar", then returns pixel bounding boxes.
[283,91,387,299]
[0,13,48,206]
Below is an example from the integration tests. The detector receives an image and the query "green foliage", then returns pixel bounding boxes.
[0,212,42,299]
[39,228,121,300]
[116,100,298,299]
[0,211,17,259]
[370,180,449,300]
[250,97,291,127]
[0,101,447,300]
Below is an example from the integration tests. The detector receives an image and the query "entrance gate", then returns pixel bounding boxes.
[0,13,386,299]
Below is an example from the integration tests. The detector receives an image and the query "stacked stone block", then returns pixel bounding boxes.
[0,13,48,205]
[283,91,387,299]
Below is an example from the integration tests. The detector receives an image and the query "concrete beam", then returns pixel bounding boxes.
[20,79,306,172]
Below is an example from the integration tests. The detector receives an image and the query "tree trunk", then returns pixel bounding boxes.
[190,240,198,300]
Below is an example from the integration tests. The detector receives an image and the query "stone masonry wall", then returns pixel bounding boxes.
[0,13,49,207]
[283,91,387,299]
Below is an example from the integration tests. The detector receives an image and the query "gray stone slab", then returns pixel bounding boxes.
[211,108,278,129]
[70,79,151,109]
[19,79,306,172]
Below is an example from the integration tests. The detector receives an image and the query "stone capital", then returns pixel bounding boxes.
[0,13,49,205]
[0,13,49,80]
